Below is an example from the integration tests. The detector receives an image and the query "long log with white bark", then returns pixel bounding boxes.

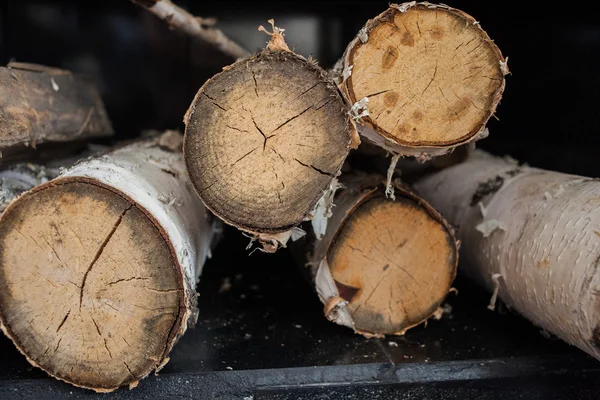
[0,62,113,154]
[0,132,214,392]
[335,2,507,160]
[414,150,600,360]
[301,174,457,337]
[184,23,359,252]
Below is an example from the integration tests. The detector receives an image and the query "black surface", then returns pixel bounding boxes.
[1,1,600,398]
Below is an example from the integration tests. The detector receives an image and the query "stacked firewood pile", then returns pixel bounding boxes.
[0,1,598,393]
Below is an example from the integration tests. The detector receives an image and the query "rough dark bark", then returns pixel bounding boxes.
[0,62,113,153]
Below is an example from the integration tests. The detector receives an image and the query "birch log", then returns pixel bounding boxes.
[303,175,457,337]
[184,24,359,252]
[0,133,213,392]
[0,62,113,151]
[414,150,600,360]
[335,3,507,159]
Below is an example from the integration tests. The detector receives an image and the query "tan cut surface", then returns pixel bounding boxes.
[185,51,353,233]
[346,5,504,147]
[328,196,456,335]
[0,180,183,391]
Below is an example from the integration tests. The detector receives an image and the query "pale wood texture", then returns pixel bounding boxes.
[0,134,212,392]
[184,50,358,250]
[337,3,507,158]
[414,150,600,360]
[306,175,457,337]
[0,62,113,149]
[130,0,249,59]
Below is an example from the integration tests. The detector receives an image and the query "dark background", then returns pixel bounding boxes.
[1,1,600,398]
[1,0,599,176]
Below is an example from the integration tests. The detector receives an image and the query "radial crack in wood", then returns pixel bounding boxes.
[0,181,180,390]
[0,134,213,392]
[184,51,357,240]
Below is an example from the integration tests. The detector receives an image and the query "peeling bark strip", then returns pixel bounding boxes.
[0,62,113,149]
[184,50,358,251]
[336,2,507,159]
[130,0,249,60]
[0,133,214,392]
[301,175,458,337]
[414,150,600,360]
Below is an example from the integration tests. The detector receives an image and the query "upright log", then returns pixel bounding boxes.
[336,2,507,159]
[0,133,213,392]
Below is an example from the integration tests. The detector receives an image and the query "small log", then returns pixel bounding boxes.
[0,62,113,151]
[414,150,600,360]
[184,24,359,252]
[302,175,458,337]
[130,0,249,60]
[335,3,507,159]
[0,133,213,392]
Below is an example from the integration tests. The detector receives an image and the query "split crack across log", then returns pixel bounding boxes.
[79,204,134,310]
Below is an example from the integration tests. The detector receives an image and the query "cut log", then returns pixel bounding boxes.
[0,62,113,152]
[414,150,600,360]
[184,30,359,251]
[336,3,507,159]
[130,0,249,60]
[302,175,458,337]
[0,132,213,392]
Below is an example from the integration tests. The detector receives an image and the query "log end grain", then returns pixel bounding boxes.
[327,190,457,336]
[341,3,506,151]
[0,179,185,392]
[184,50,357,236]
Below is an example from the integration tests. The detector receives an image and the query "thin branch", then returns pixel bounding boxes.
[130,0,249,60]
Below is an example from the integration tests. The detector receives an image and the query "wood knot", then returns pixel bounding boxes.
[430,26,444,40]
[384,92,399,107]
[400,31,415,47]
[412,110,423,123]
[382,46,399,69]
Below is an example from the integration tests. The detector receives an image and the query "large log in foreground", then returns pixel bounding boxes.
[0,62,113,151]
[184,30,358,252]
[414,150,600,360]
[336,3,507,159]
[0,133,213,392]
[303,175,457,337]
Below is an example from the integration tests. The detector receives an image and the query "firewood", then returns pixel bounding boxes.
[184,22,359,252]
[414,150,600,360]
[0,132,214,392]
[335,3,508,160]
[0,63,113,153]
[302,175,457,337]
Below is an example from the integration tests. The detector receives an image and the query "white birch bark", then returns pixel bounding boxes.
[414,150,600,359]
